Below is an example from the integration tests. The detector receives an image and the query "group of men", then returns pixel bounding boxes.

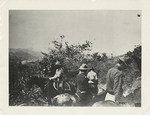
[76,64,98,106]
[49,55,132,106]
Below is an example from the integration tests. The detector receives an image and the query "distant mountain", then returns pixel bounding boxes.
[9,48,43,61]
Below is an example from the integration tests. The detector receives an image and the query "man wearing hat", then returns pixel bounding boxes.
[76,63,92,106]
[105,55,132,104]
[49,61,64,91]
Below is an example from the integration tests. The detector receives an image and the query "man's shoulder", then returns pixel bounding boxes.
[109,67,122,74]
[88,70,96,75]
[56,68,63,72]
[77,73,84,78]
[87,71,92,75]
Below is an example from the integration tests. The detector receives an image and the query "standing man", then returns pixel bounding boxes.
[105,55,132,104]
[87,67,98,96]
[76,64,91,106]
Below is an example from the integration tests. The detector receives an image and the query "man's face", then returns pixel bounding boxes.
[84,70,89,76]
[120,63,127,70]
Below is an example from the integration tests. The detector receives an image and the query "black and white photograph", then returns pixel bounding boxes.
[9,10,141,107]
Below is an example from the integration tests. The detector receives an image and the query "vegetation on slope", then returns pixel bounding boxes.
[9,35,141,106]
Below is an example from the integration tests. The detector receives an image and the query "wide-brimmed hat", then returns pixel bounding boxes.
[79,64,91,70]
[118,55,132,66]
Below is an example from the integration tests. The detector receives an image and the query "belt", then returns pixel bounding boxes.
[77,89,86,94]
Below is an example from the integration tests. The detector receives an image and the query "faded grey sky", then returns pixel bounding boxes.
[9,10,141,56]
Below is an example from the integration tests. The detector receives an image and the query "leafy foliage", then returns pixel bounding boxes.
[9,35,141,106]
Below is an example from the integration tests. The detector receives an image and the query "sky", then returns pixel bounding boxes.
[9,10,141,56]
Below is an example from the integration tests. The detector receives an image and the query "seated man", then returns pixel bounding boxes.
[49,61,64,91]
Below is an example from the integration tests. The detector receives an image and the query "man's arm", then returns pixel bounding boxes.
[94,73,98,85]
[113,72,123,102]
[49,68,63,80]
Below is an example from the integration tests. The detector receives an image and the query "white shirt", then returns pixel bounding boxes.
[87,70,98,83]
[50,68,63,81]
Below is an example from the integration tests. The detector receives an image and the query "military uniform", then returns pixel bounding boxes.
[76,72,91,106]
[106,66,124,102]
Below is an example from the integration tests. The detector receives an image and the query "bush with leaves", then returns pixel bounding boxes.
[41,35,93,81]
[9,34,141,106]
[9,54,47,106]
[123,45,141,91]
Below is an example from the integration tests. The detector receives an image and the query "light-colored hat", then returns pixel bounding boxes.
[55,61,61,66]
[118,55,132,66]
[79,64,91,70]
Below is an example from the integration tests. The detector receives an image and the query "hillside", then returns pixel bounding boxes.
[9,48,43,61]
[9,40,141,106]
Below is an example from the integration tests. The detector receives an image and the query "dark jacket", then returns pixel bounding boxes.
[76,72,91,106]
[76,72,89,93]
[106,66,124,102]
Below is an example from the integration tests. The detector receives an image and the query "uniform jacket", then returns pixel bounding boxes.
[76,72,89,93]
[106,65,124,102]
